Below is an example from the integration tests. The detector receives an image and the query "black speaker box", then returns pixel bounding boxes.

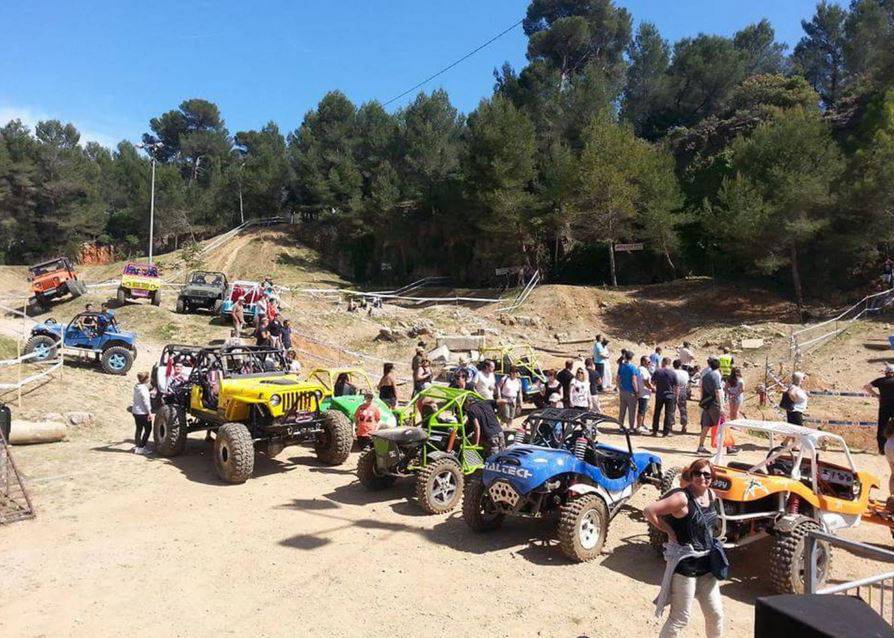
[755,594,894,638]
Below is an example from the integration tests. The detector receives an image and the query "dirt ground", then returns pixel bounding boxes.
[3,228,894,637]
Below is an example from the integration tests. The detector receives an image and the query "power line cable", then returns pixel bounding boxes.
[382,18,524,106]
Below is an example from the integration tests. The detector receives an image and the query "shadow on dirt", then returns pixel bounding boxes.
[107,439,325,486]
[601,533,772,605]
[275,501,567,566]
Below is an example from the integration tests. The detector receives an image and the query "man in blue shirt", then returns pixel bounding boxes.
[97,302,115,334]
[649,346,662,373]
[617,350,640,431]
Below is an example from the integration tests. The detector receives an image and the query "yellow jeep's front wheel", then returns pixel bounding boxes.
[214,422,255,483]
[314,410,353,466]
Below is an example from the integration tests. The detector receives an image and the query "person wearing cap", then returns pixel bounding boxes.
[354,392,381,449]
[457,356,478,385]
[864,364,894,454]
[785,371,809,426]
[697,357,724,454]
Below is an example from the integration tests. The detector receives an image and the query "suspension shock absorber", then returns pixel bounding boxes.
[786,494,801,515]
[574,437,587,460]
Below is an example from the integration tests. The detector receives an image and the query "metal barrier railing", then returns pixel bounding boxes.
[497,269,540,313]
[805,529,894,625]
[791,287,894,367]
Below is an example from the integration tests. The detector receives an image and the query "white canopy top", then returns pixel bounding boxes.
[723,418,848,447]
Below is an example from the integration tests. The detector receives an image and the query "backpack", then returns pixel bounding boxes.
[779,386,795,411]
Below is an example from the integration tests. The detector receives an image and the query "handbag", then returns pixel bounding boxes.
[689,489,730,581]
[779,386,795,411]
[708,538,730,580]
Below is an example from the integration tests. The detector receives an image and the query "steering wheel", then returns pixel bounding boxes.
[764,445,796,476]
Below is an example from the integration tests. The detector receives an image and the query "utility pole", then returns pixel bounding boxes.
[238,161,245,225]
[136,141,164,263]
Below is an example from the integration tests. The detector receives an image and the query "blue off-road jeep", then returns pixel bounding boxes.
[23,311,137,375]
[463,408,662,562]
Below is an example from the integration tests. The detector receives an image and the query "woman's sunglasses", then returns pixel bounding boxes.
[694,471,713,479]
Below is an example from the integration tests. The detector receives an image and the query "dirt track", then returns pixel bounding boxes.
[3,229,894,637]
[3,404,894,638]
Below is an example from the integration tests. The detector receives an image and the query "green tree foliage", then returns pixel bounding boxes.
[574,111,681,284]
[621,22,670,137]
[464,95,537,259]
[2,0,893,302]
[230,122,290,221]
[733,19,788,76]
[793,1,849,107]
[709,108,843,309]
[523,0,632,85]
[144,98,231,183]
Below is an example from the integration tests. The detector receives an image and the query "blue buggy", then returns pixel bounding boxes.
[463,408,662,562]
[23,311,137,375]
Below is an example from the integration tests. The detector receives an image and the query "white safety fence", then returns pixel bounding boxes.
[791,287,894,365]
[0,303,63,395]
[497,269,540,313]
[806,529,894,626]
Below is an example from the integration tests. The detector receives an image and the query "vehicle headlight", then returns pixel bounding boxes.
[270,394,282,407]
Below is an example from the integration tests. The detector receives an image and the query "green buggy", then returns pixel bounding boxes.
[357,386,498,514]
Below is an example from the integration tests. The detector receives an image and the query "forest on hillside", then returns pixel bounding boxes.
[1,0,893,307]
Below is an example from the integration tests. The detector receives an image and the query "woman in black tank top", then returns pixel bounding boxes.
[644,459,725,638]
[377,363,397,409]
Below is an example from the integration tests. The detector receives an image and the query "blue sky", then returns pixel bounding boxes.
[2,0,837,148]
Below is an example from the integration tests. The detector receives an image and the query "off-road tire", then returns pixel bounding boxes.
[770,518,830,594]
[314,410,353,465]
[557,494,609,562]
[100,346,133,375]
[116,287,127,305]
[73,279,88,297]
[23,334,57,361]
[26,297,44,316]
[463,475,504,531]
[213,299,223,315]
[213,422,255,484]
[357,447,396,490]
[175,297,185,313]
[648,468,682,556]
[151,289,161,307]
[153,404,187,457]
[415,457,464,514]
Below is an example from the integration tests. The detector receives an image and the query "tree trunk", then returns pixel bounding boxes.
[608,241,618,287]
[790,243,805,320]
[664,246,676,274]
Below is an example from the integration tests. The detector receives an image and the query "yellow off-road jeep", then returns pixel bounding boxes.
[117,261,162,306]
[651,419,891,594]
[152,345,353,483]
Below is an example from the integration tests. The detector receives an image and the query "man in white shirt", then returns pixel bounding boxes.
[678,341,694,372]
[636,356,655,433]
[592,335,608,391]
[672,359,690,432]
[496,366,523,425]
[475,360,497,401]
